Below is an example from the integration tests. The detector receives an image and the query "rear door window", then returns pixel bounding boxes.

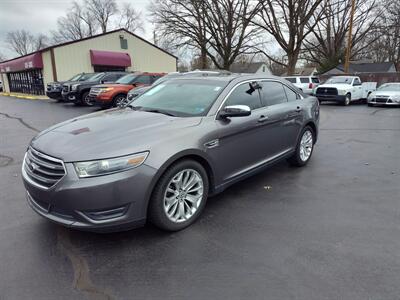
[260,81,288,106]
[283,86,299,102]
[300,77,309,83]
[224,82,262,110]
[312,77,320,83]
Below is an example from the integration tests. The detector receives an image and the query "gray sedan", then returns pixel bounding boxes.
[22,75,320,232]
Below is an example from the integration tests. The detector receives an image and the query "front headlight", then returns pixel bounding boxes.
[391,96,400,103]
[338,90,346,95]
[74,151,149,178]
[100,87,114,93]
[71,84,79,91]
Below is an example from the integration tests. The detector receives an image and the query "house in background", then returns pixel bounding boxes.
[282,67,318,76]
[229,62,271,74]
[322,61,397,76]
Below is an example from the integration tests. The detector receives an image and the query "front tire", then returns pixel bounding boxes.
[112,94,127,107]
[149,160,209,231]
[343,94,351,106]
[288,126,315,167]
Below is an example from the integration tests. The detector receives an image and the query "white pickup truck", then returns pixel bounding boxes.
[315,76,377,106]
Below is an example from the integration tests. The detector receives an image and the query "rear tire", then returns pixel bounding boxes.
[149,160,209,231]
[288,126,315,167]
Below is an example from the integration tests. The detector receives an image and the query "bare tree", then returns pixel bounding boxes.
[85,0,118,33]
[149,0,209,69]
[6,30,48,56]
[362,0,400,65]
[117,3,144,33]
[0,53,7,62]
[202,0,262,70]
[303,0,378,72]
[254,0,324,75]
[52,1,97,43]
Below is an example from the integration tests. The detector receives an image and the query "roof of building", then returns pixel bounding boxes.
[229,62,265,73]
[0,28,177,65]
[329,62,396,73]
[282,67,317,76]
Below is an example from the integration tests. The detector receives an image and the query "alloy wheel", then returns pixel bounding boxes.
[299,130,313,162]
[163,169,204,223]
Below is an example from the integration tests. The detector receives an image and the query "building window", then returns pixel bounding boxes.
[120,38,128,49]
[7,69,44,95]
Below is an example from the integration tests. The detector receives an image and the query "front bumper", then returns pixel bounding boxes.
[316,94,346,103]
[61,91,79,102]
[368,99,400,106]
[23,161,157,232]
[46,91,62,100]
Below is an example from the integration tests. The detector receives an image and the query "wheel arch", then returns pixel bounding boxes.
[304,121,318,143]
[143,150,216,216]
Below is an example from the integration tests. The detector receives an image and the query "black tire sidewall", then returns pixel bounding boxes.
[149,160,209,231]
[289,126,315,167]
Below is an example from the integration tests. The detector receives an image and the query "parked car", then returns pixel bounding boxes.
[46,73,89,100]
[89,72,165,108]
[315,76,377,105]
[62,72,127,105]
[22,74,319,232]
[283,76,320,95]
[367,83,400,106]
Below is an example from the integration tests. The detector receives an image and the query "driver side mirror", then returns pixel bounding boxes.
[218,105,251,119]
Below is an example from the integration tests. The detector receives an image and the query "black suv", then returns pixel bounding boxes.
[61,72,127,105]
[46,73,91,100]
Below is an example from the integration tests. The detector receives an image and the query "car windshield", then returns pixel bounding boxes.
[152,74,181,86]
[377,84,400,92]
[68,73,83,81]
[129,79,227,117]
[87,73,105,82]
[76,73,97,81]
[326,77,354,84]
[116,74,140,84]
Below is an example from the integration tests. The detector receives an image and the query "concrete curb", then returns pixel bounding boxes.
[0,92,49,100]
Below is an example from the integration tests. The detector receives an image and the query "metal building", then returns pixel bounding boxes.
[0,29,177,95]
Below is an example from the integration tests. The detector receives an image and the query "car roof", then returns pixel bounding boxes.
[170,73,285,83]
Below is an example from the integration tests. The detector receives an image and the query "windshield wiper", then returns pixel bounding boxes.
[141,108,177,117]
[127,104,142,110]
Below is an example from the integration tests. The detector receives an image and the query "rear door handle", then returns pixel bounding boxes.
[258,115,269,123]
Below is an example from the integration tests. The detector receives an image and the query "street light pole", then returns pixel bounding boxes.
[344,0,356,73]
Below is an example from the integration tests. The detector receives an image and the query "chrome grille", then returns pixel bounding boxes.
[23,147,66,189]
[316,87,338,95]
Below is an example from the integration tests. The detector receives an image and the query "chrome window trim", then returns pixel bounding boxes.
[214,78,303,120]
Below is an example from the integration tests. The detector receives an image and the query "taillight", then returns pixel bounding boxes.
[309,83,314,89]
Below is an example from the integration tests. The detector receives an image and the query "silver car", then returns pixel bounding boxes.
[368,83,400,106]
[22,75,319,232]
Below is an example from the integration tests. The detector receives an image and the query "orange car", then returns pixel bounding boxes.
[89,72,165,107]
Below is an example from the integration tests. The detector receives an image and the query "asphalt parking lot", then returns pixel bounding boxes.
[1,96,400,300]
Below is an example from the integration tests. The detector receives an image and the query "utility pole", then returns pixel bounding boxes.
[344,0,356,73]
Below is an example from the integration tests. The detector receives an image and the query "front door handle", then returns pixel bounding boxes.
[258,115,269,123]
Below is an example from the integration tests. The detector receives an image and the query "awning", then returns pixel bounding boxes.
[90,50,131,67]
[0,52,43,73]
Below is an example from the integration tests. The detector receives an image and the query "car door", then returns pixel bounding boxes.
[259,80,304,152]
[352,78,363,99]
[209,81,272,182]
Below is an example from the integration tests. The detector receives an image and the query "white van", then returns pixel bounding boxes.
[283,76,320,95]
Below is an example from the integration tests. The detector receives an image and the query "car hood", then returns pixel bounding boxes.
[317,83,352,89]
[370,90,400,98]
[31,108,202,162]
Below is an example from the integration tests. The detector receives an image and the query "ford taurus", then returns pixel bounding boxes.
[22,75,319,232]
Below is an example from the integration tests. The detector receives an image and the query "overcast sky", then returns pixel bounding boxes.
[0,0,153,60]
